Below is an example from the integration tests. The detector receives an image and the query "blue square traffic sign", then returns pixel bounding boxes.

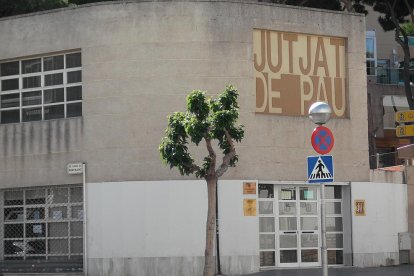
[307,155,334,183]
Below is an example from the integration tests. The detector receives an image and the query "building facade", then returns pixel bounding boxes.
[0,1,407,275]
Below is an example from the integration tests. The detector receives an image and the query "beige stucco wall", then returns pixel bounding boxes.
[0,0,368,188]
[365,5,397,62]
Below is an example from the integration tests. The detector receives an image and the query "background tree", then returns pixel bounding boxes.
[0,0,116,17]
[268,0,368,13]
[364,0,414,109]
[159,85,244,276]
[0,0,68,17]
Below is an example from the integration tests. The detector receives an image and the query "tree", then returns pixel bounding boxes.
[269,0,368,13]
[0,0,68,17]
[159,85,244,276]
[364,0,414,109]
[0,0,116,18]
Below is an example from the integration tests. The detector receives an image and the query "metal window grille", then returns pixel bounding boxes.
[1,186,83,264]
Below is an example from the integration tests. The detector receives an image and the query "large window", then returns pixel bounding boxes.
[0,52,82,124]
[366,31,377,76]
[2,186,83,262]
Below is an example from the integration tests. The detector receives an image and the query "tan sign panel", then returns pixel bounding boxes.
[396,110,414,123]
[243,182,257,194]
[354,199,365,216]
[243,199,257,216]
[254,30,347,117]
[396,125,414,137]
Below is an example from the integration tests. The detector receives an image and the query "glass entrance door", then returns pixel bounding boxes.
[277,186,320,267]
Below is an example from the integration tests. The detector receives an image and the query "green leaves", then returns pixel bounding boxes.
[187,90,210,120]
[401,22,414,36]
[159,85,244,178]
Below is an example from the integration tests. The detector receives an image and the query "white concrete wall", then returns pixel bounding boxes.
[86,180,259,276]
[351,182,408,267]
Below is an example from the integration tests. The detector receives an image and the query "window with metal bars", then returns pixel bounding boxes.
[2,186,84,262]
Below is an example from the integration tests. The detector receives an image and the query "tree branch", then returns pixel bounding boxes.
[387,0,407,47]
[298,0,309,6]
[216,129,236,178]
[205,137,216,176]
[340,0,353,12]
[403,0,414,23]
[183,162,201,174]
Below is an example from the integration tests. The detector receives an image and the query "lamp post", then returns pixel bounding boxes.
[308,102,331,276]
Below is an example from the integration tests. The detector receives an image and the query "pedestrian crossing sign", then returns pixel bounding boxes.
[307,155,334,183]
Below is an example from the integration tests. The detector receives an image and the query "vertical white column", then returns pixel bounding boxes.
[320,183,328,276]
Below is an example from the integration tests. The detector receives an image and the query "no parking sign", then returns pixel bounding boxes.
[311,126,334,155]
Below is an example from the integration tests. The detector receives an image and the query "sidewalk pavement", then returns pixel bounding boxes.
[245,264,414,276]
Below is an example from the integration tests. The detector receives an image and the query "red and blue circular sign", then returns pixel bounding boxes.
[311,126,334,155]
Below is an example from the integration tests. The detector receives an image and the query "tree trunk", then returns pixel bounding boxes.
[203,176,217,276]
[402,44,414,109]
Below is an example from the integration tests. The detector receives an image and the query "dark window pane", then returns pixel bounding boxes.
[259,184,274,198]
[44,88,64,104]
[22,58,41,74]
[67,102,82,117]
[1,78,19,91]
[43,55,64,71]
[4,240,24,255]
[4,224,24,238]
[23,108,42,122]
[44,105,64,120]
[1,93,19,108]
[67,86,82,101]
[325,186,342,199]
[1,61,19,76]
[280,250,297,263]
[301,249,318,262]
[23,76,41,89]
[25,189,45,204]
[366,38,374,59]
[27,240,46,254]
[22,91,42,106]
[4,207,24,222]
[260,251,275,267]
[1,110,20,124]
[27,208,45,220]
[67,71,81,84]
[44,73,63,86]
[26,223,46,237]
[328,250,343,264]
[66,53,81,68]
[4,191,23,206]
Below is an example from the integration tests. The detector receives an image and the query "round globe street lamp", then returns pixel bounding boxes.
[308,101,331,276]
[309,101,332,125]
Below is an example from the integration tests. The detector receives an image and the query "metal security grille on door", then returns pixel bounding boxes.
[258,184,344,268]
[1,186,83,273]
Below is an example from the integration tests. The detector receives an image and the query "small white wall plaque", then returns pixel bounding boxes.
[67,163,83,175]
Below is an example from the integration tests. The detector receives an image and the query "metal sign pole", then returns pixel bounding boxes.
[320,183,328,276]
